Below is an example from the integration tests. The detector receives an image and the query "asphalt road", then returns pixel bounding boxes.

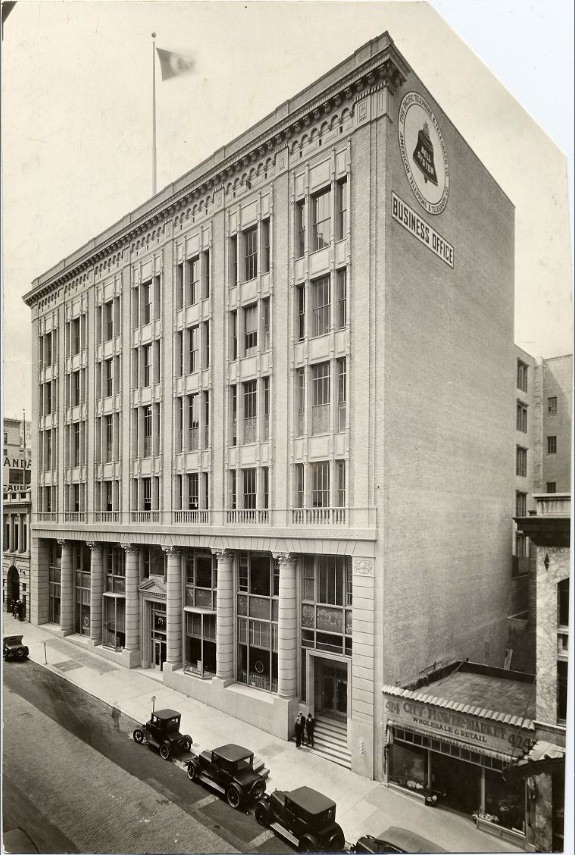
[3,659,292,854]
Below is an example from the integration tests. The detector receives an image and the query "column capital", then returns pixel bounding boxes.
[162,545,182,556]
[121,543,139,554]
[57,539,68,547]
[212,548,234,561]
[273,551,297,567]
[86,541,99,550]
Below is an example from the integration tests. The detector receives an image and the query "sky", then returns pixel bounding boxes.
[1,0,573,421]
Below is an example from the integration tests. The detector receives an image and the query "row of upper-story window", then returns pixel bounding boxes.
[516,436,561,476]
[42,456,347,515]
[516,396,560,433]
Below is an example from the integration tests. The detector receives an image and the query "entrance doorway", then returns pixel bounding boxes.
[152,639,167,670]
[149,601,167,670]
[315,660,348,718]
[7,566,19,612]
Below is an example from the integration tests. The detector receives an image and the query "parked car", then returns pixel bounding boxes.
[132,708,192,760]
[3,635,29,661]
[350,827,447,853]
[3,827,39,853]
[255,785,345,852]
[186,743,267,808]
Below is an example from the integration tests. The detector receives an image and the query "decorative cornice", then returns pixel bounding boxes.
[23,36,409,307]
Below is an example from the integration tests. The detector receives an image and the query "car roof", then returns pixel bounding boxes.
[214,744,253,762]
[152,709,181,719]
[3,636,24,643]
[286,786,335,813]
[375,827,447,853]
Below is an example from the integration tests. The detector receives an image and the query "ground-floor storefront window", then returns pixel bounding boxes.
[75,569,90,635]
[49,565,60,624]
[103,595,125,649]
[184,611,216,676]
[237,618,278,691]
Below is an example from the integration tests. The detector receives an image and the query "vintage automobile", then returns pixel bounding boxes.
[186,743,267,809]
[132,708,192,760]
[3,635,29,661]
[350,827,447,853]
[255,785,345,852]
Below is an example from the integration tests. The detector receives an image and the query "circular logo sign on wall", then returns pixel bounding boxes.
[398,92,449,215]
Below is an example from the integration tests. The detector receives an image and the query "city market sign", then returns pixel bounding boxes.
[398,92,449,215]
[383,694,534,756]
[392,192,454,268]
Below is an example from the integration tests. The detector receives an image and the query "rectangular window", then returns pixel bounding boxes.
[548,396,558,414]
[176,262,184,310]
[515,533,528,559]
[229,235,238,287]
[153,275,161,317]
[72,318,81,355]
[296,284,305,341]
[188,394,199,451]
[517,359,528,392]
[105,414,113,462]
[175,397,183,453]
[142,477,152,511]
[243,380,257,443]
[73,370,81,406]
[558,661,568,723]
[336,176,348,240]
[295,463,305,508]
[547,482,557,493]
[143,405,152,457]
[262,466,269,509]
[202,321,210,368]
[230,386,237,447]
[141,280,152,325]
[261,219,270,273]
[203,390,210,447]
[336,269,347,329]
[336,461,346,507]
[312,362,330,434]
[105,359,113,398]
[311,461,330,508]
[175,330,183,376]
[142,344,151,387]
[229,469,237,510]
[296,199,306,258]
[261,297,271,351]
[188,473,199,510]
[312,188,331,251]
[312,276,330,337]
[516,492,527,517]
[230,311,238,361]
[104,300,114,341]
[296,367,305,436]
[202,250,210,298]
[337,358,346,432]
[547,436,557,454]
[262,376,270,440]
[243,468,257,509]
[516,446,527,477]
[244,226,258,281]
[186,256,200,306]
[516,402,528,433]
[73,422,81,466]
[189,325,199,373]
[244,304,258,354]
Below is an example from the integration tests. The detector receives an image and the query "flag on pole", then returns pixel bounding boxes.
[156,48,195,81]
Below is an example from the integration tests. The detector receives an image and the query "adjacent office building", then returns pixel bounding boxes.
[3,417,32,618]
[23,33,516,782]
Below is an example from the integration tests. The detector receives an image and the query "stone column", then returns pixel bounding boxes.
[87,541,104,645]
[122,544,140,652]
[274,552,298,698]
[164,546,183,667]
[59,539,74,635]
[213,549,234,681]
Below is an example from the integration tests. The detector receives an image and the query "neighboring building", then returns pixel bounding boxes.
[23,32,516,783]
[3,417,32,619]
[509,492,570,853]
[533,355,572,495]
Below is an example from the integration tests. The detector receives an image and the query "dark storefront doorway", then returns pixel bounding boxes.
[432,752,481,814]
[315,660,348,718]
[7,566,19,612]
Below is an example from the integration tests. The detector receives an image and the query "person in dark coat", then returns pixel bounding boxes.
[294,712,304,748]
[305,713,315,748]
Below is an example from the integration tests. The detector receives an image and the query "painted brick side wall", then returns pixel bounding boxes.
[379,74,515,685]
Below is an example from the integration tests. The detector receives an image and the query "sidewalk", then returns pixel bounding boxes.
[9,619,520,854]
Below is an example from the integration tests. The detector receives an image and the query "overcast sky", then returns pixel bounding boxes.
[2,0,573,420]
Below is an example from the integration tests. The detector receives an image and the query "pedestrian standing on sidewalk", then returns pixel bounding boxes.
[12,599,18,618]
[16,600,24,621]
[111,704,121,732]
[305,713,315,748]
[294,712,304,748]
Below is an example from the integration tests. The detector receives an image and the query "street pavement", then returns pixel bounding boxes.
[5,618,521,854]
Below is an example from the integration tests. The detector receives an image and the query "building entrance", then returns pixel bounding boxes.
[7,565,19,612]
[149,601,167,670]
[431,751,481,815]
[315,660,348,718]
[152,639,167,670]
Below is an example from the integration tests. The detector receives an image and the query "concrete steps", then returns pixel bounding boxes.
[312,715,351,769]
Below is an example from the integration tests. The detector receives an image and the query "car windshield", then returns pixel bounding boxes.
[234,756,253,772]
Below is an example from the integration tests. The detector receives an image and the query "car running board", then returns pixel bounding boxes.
[196,773,226,795]
[269,822,299,848]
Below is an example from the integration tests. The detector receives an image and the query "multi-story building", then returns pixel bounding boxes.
[3,417,32,618]
[23,32,516,781]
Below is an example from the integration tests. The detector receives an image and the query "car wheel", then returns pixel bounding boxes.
[255,803,270,827]
[183,735,192,752]
[187,760,199,782]
[16,648,27,660]
[159,743,171,761]
[298,834,317,852]
[326,829,346,852]
[226,784,242,809]
[252,780,266,801]
[133,729,145,744]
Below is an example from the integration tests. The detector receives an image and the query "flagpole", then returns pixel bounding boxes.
[152,32,157,195]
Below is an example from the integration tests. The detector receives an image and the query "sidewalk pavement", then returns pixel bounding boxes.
[7,619,520,854]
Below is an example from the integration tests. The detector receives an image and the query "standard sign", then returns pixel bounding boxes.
[392,192,454,268]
